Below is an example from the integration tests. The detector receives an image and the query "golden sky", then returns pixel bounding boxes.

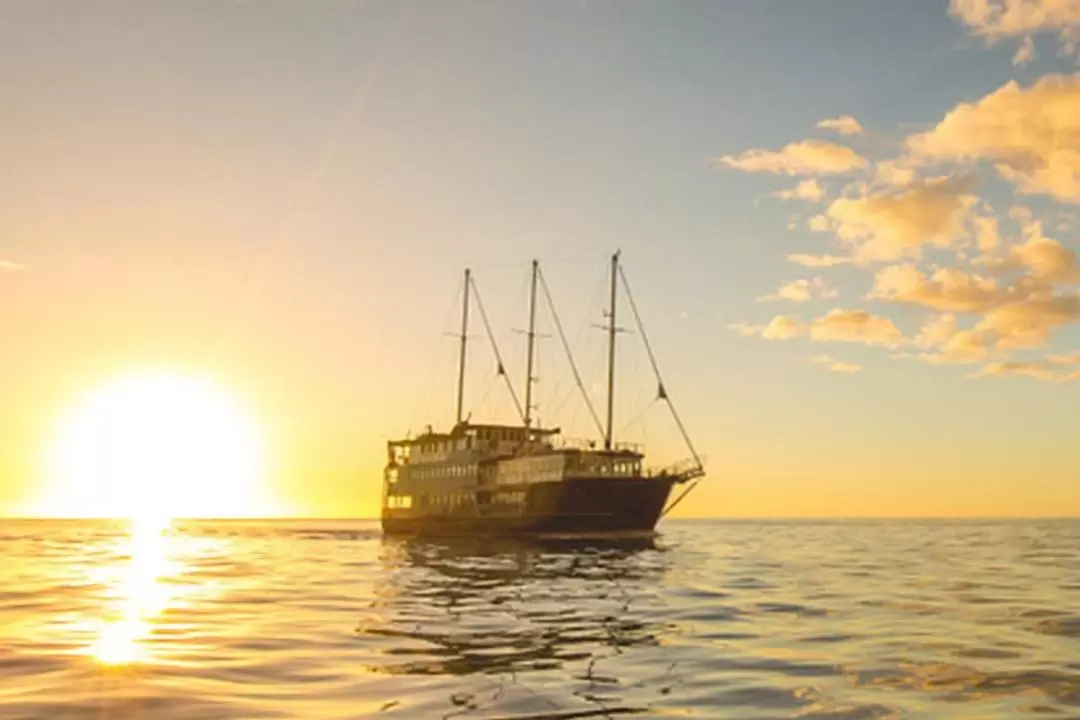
[2,1,1080,518]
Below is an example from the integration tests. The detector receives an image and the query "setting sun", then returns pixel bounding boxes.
[35,372,276,520]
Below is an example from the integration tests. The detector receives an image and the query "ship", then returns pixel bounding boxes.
[380,251,705,537]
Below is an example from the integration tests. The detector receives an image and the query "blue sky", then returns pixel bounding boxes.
[2,1,1079,516]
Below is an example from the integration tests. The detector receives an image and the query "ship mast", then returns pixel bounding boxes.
[523,259,539,429]
[604,250,620,450]
[455,268,470,425]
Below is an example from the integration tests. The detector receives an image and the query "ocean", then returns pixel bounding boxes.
[0,519,1077,719]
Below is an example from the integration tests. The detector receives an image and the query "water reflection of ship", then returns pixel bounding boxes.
[358,536,673,679]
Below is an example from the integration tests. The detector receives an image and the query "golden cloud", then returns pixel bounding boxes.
[908,74,1080,202]
[774,179,825,202]
[973,360,1061,381]
[760,277,838,303]
[977,293,1080,349]
[719,140,868,176]
[816,115,865,136]
[950,0,1080,40]
[809,354,863,373]
[869,264,1003,312]
[761,315,804,339]
[827,176,977,262]
[809,309,904,346]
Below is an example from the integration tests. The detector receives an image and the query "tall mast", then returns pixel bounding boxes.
[524,259,539,429]
[604,251,620,450]
[455,268,471,425]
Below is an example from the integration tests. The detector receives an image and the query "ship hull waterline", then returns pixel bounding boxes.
[381,475,677,538]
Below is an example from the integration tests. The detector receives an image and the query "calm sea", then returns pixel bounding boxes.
[0,519,1078,719]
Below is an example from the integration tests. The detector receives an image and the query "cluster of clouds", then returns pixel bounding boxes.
[722,2,1080,383]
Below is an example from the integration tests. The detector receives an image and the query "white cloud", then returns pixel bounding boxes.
[719,140,868,176]
[809,308,905,346]
[816,115,865,136]
[774,179,825,202]
[760,277,838,303]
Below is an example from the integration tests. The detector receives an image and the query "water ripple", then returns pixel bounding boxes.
[0,519,1077,718]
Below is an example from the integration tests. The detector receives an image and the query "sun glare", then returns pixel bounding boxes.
[39,372,275,520]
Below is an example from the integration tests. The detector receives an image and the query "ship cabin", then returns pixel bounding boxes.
[382,421,645,515]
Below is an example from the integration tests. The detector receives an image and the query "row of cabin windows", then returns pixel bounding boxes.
[386,492,525,510]
[422,493,473,509]
[415,429,524,455]
[409,465,477,481]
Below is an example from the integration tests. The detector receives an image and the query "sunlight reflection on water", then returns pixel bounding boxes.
[88,518,175,666]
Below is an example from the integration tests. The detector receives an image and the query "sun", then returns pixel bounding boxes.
[38,371,275,520]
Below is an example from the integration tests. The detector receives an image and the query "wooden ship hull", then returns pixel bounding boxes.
[382,474,676,537]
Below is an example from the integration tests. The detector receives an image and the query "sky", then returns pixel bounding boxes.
[2,0,1080,518]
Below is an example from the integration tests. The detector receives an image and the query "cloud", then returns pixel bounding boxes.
[908,74,1080,203]
[808,214,831,232]
[1048,350,1080,364]
[1013,34,1036,65]
[809,308,905,346]
[827,175,977,262]
[810,354,863,373]
[760,277,838,303]
[774,179,825,202]
[868,264,1003,312]
[728,316,804,339]
[761,315,804,339]
[950,0,1080,40]
[875,160,917,186]
[973,215,1001,252]
[787,253,852,267]
[0,260,24,271]
[1009,224,1079,282]
[719,140,868,176]
[972,360,1060,381]
[977,293,1080,349]
[728,322,764,337]
[913,313,990,364]
[816,115,865,136]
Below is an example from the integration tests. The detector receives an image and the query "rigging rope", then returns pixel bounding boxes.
[618,265,703,471]
[538,267,606,440]
[470,276,526,423]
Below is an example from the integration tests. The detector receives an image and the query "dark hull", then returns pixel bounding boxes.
[382,475,676,537]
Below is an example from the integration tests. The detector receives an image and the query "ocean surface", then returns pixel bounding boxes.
[1,519,1078,719]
